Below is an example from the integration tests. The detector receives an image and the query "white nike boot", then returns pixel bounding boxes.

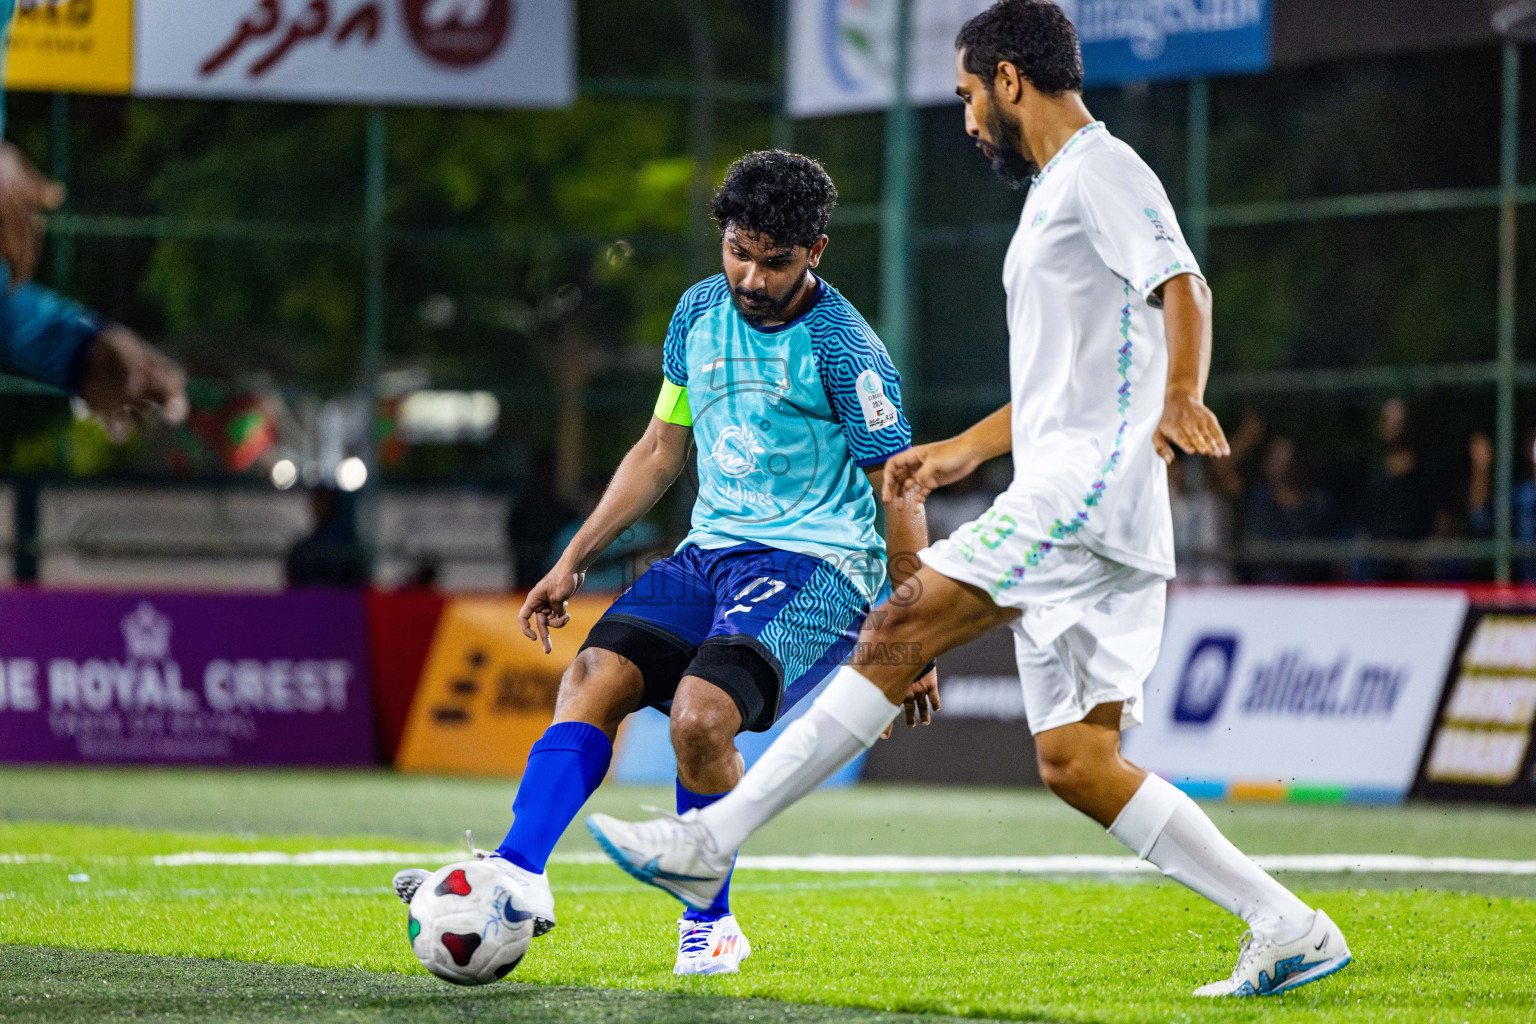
[585,810,733,909]
[673,914,752,975]
[391,831,557,936]
[1194,909,1352,996]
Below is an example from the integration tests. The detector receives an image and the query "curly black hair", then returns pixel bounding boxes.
[710,150,838,250]
[956,0,1083,96]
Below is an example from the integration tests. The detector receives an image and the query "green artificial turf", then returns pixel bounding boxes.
[0,946,1022,1024]
[2,816,1534,1023]
[3,769,1535,1022]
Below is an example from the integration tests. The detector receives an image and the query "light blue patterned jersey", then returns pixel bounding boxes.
[663,274,911,600]
[0,0,102,391]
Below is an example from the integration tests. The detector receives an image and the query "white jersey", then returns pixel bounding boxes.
[1001,121,1202,579]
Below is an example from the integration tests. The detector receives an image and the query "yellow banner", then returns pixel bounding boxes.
[395,596,608,776]
[5,0,133,95]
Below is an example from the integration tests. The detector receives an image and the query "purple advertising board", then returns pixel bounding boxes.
[0,590,375,765]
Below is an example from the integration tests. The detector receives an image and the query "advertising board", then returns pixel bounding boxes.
[1414,607,1536,803]
[0,590,376,765]
[134,0,574,107]
[1123,588,1467,802]
[787,0,1272,117]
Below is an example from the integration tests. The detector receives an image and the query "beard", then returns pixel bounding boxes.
[979,100,1036,189]
[732,275,805,326]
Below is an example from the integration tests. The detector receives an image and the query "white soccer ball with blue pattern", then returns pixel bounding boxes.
[406,860,534,985]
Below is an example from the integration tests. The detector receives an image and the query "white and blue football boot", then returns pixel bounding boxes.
[673,914,752,975]
[585,809,733,909]
[1194,909,1352,997]
[392,830,557,937]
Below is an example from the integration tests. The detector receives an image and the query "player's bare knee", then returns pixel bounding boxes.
[1035,742,1103,803]
[552,648,639,732]
[670,696,740,774]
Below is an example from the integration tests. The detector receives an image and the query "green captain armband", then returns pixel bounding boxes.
[654,378,692,427]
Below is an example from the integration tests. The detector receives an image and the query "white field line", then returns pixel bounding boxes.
[150,850,466,866]
[3,850,1534,875]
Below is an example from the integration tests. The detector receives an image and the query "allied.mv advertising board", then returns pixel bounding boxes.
[1123,588,1467,802]
[0,591,376,765]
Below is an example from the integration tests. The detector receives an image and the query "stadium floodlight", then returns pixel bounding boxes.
[1492,1,1536,37]
[270,459,297,490]
[335,456,368,492]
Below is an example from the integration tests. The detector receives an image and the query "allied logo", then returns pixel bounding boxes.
[403,0,512,68]
[1174,634,1238,725]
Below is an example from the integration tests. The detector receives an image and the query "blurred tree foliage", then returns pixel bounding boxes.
[0,18,1527,494]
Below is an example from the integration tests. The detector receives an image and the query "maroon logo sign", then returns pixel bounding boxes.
[402,0,512,68]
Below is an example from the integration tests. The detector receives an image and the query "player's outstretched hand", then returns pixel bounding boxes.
[1154,388,1229,464]
[881,666,940,739]
[518,564,587,654]
[0,142,65,287]
[78,326,189,441]
[881,439,979,505]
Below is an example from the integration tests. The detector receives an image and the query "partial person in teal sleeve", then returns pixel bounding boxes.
[0,0,187,431]
[391,151,938,979]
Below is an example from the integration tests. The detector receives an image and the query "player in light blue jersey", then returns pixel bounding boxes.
[0,0,186,430]
[393,151,936,976]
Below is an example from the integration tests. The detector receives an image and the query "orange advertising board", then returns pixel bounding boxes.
[394,595,607,776]
[5,0,133,95]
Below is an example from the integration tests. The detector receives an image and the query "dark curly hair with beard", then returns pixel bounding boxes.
[957,0,1083,96]
[710,150,838,250]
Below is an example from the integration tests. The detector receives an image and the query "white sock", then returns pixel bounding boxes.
[1108,773,1314,943]
[698,667,899,852]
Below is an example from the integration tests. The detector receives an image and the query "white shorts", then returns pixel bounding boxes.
[919,502,1167,736]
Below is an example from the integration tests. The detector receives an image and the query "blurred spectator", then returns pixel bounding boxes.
[507,448,576,590]
[1169,454,1233,583]
[402,557,441,591]
[286,487,371,588]
[1467,432,1494,538]
[1211,411,1333,583]
[1469,428,1536,582]
[1352,398,1437,581]
[546,477,664,592]
[924,468,995,543]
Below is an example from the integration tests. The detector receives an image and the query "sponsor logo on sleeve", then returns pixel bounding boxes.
[855,369,899,432]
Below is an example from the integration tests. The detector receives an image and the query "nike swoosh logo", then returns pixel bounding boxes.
[1315,935,1328,952]
[641,855,714,882]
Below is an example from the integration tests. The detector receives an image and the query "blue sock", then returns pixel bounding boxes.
[497,721,613,874]
[676,779,736,922]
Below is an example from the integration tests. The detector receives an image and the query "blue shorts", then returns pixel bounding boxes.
[580,542,869,732]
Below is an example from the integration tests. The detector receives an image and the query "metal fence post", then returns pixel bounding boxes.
[1185,78,1210,265]
[1496,43,1520,584]
[772,0,793,151]
[50,93,72,291]
[881,0,918,412]
[684,0,717,281]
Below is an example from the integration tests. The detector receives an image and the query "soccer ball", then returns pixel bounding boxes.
[406,860,535,985]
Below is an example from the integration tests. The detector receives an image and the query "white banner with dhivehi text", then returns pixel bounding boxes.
[1123,588,1467,800]
[134,0,574,107]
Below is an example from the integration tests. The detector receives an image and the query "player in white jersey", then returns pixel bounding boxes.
[588,0,1351,997]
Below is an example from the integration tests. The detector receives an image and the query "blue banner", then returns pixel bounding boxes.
[1066,0,1273,86]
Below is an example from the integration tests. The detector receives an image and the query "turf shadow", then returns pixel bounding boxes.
[0,946,1041,1024]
